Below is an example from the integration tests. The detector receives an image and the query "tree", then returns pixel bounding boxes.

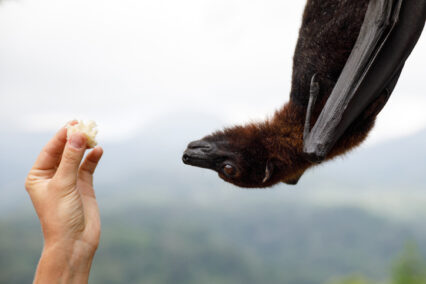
[328,275,374,284]
[392,242,426,284]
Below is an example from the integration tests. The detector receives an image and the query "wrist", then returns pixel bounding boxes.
[34,240,97,283]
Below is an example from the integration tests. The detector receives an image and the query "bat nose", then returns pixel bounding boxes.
[182,153,190,163]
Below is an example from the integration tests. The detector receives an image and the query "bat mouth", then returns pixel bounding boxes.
[182,153,211,169]
[182,140,217,170]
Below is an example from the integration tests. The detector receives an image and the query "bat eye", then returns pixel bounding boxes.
[223,164,236,177]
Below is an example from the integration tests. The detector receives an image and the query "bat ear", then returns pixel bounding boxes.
[262,159,275,183]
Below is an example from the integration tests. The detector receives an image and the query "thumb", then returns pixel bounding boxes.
[54,132,87,186]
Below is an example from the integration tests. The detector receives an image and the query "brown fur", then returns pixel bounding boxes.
[218,93,382,187]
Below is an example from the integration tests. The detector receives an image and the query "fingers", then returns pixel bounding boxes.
[54,132,88,187]
[79,147,103,238]
[31,121,78,172]
[79,147,103,188]
[32,127,68,172]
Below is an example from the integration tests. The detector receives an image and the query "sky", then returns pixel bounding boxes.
[0,0,425,144]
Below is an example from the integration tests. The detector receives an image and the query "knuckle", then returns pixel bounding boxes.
[78,168,90,180]
[79,168,92,180]
[25,175,36,192]
[24,179,32,192]
[62,148,81,164]
[81,163,95,175]
[81,158,98,175]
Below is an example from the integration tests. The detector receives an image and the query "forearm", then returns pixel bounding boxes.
[34,241,96,284]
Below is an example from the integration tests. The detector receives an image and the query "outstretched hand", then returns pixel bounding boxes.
[25,122,103,283]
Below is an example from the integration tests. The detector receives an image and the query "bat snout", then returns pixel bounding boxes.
[187,140,214,152]
[182,140,217,169]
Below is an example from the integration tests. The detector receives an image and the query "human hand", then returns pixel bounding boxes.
[25,122,103,283]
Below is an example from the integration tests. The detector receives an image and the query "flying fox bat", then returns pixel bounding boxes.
[182,0,425,188]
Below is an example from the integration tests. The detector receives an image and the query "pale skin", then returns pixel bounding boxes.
[25,122,103,284]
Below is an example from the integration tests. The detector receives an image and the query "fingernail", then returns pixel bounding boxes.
[69,134,85,149]
[64,119,78,128]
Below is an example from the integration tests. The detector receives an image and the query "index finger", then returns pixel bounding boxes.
[32,122,75,171]
[32,127,67,172]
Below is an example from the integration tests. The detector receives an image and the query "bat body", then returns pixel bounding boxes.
[182,0,425,188]
[304,0,425,161]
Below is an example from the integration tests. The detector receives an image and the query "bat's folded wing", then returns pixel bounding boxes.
[303,0,426,162]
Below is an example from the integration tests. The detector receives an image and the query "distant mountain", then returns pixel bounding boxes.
[1,201,425,284]
[304,129,426,189]
[1,113,425,214]
[1,114,426,284]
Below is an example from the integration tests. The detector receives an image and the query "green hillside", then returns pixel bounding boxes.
[1,200,425,284]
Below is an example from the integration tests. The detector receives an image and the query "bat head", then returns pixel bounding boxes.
[182,125,298,188]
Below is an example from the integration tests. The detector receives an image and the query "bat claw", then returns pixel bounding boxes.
[310,73,320,94]
[303,73,320,142]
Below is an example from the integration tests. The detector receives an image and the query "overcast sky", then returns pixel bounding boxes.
[0,0,424,144]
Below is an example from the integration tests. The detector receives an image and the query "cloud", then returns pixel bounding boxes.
[0,0,424,144]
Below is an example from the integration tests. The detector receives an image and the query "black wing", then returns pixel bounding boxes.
[303,0,426,162]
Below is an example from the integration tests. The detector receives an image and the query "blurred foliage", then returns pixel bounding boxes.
[391,242,426,284]
[328,275,374,284]
[1,203,426,284]
[328,242,426,284]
